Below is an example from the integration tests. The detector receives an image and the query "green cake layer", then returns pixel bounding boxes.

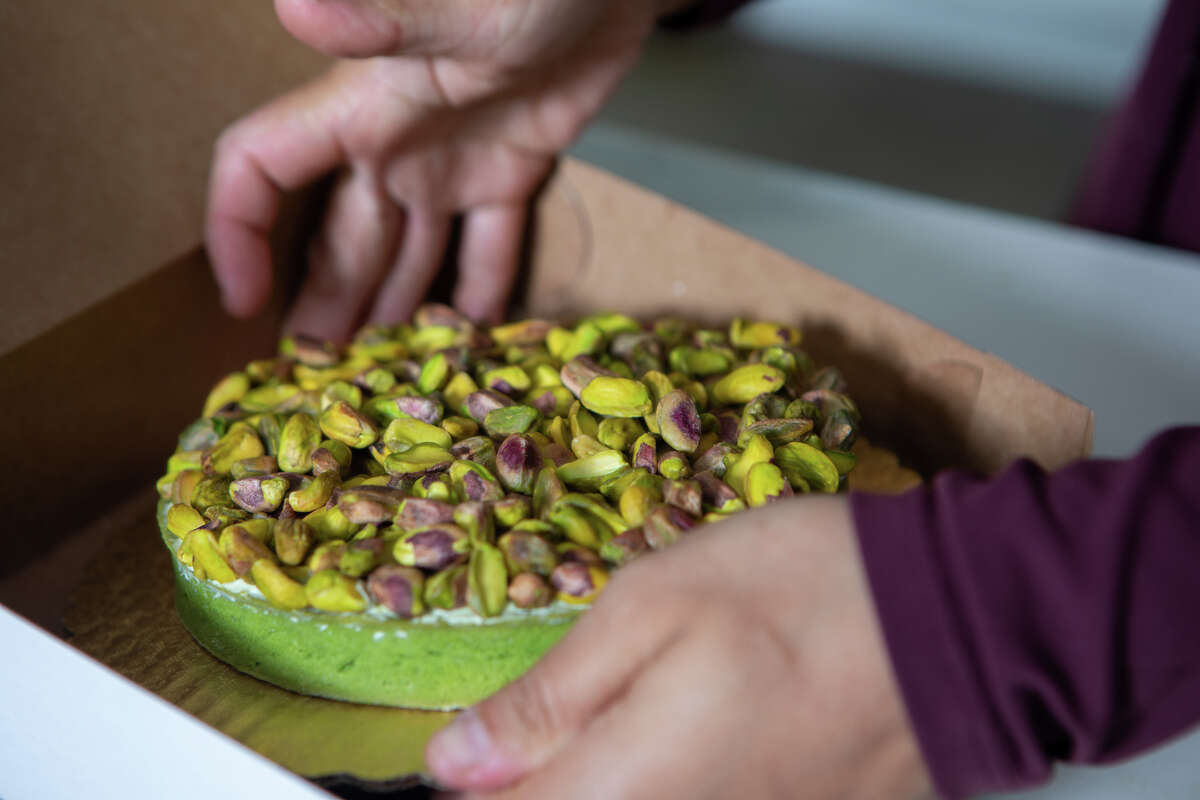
[162,519,580,710]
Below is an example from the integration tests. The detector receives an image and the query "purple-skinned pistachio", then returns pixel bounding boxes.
[414,302,472,331]
[599,527,650,565]
[656,389,701,453]
[283,333,340,367]
[218,525,275,577]
[551,562,609,604]
[396,497,455,529]
[497,531,558,576]
[367,565,427,618]
[559,356,616,398]
[662,478,703,517]
[337,485,407,524]
[449,435,497,471]
[532,467,567,519]
[657,450,690,481]
[694,470,741,512]
[693,443,735,477]
[496,434,543,494]
[642,504,698,550]
[631,432,658,473]
[464,389,514,424]
[228,475,289,513]
[339,537,387,577]
[391,395,443,425]
[424,564,470,610]
[453,500,496,544]
[556,543,604,567]
[508,572,553,609]
[393,524,470,570]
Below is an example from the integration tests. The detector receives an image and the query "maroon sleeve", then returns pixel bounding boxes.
[852,427,1200,798]
[1072,0,1200,253]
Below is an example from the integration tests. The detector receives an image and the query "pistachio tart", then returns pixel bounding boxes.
[157,306,881,709]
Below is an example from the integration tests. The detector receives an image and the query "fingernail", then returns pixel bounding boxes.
[427,707,494,777]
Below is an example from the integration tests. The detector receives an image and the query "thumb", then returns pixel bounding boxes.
[425,575,678,790]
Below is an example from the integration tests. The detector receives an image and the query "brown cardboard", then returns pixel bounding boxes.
[0,1,325,355]
[0,151,1093,785]
[522,160,1094,475]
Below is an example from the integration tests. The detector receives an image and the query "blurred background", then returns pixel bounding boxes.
[595,0,1166,221]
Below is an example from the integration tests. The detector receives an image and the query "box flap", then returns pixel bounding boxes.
[0,2,325,353]
[522,160,1094,474]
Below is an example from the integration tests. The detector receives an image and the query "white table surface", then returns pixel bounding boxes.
[572,122,1200,799]
[3,122,1197,800]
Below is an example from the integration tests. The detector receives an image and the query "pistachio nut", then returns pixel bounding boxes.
[229,475,289,513]
[579,376,653,418]
[202,422,266,476]
[596,417,643,452]
[570,433,608,460]
[230,455,279,479]
[525,386,573,418]
[311,439,352,476]
[273,518,315,565]
[442,372,479,416]
[306,569,367,613]
[662,479,703,517]
[567,400,599,440]
[655,389,702,453]
[630,432,658,473]
[495,434,543,494]
[547,505,600,549]
[178,417,227,452]
[490,319,553,346]
[190,476,234,510]
[393,524,470,570]
[337,485,406,524]
[729,318,801,349]
[599,527,650,566]
[468,542,509,618]
[320,380,364,412]
[239,383,304,414]
[556,449,628,491]
[304,506,360,541]
[559,355,616,398]
[724,433,774,498]
[709,364,785,406]
[339,538,387,578]
[250,560,308,610]
[642,504,699,550]
[745,462,792,506]
[824,449,857,476]
[617,484,655,527]
[363,565,426,618]
[480,364,531,396]
[774,441,840,493]
[308,541,349,572]
[483,405,540,438]
[424,564,469,610]
[497,531,558,576]
[166,503,206,537]
[184,529,237,583]
[287,471,339,513]
[668,346,731,377]
[507,572,553,609]
[657,450,690,481]
[556,543,604,567]
[358,366,397,396]
[738,417,814,449]
[395,496,455,529]
[219,525,276,577]
[383,417,453,450]
[202,372,251,418]
[820,410,858,451]
[449,460,504,503]
[447,435,497,472]
[551,562,608,605]
[693,471,743,513]
[441,415,478,440]
[551,493,627,539]
[464,389,514,424]
[384,444,454,478]
[493,495,532,528]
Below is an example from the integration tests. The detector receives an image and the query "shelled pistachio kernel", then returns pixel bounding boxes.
[166,308,863,618]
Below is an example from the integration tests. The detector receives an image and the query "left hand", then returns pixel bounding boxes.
[425,497,933,799]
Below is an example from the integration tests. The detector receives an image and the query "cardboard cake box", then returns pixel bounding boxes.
[0,2,1092,796]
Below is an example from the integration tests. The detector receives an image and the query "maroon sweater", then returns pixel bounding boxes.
[664,1,1200,795]
[854,428,1200,797]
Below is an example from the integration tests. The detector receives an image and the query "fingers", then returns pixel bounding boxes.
[206,74,348,317]
[274,0,488,59]
[367,207,452,325]
[284,167,403,341]
[461,628,725,800]
[426,570,685,790]
[453,203,527,324]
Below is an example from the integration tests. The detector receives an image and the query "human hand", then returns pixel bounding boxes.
[206,0,686,342]
[425,497,933,799]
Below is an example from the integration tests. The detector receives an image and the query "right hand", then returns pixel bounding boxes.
[207,0,688,342]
